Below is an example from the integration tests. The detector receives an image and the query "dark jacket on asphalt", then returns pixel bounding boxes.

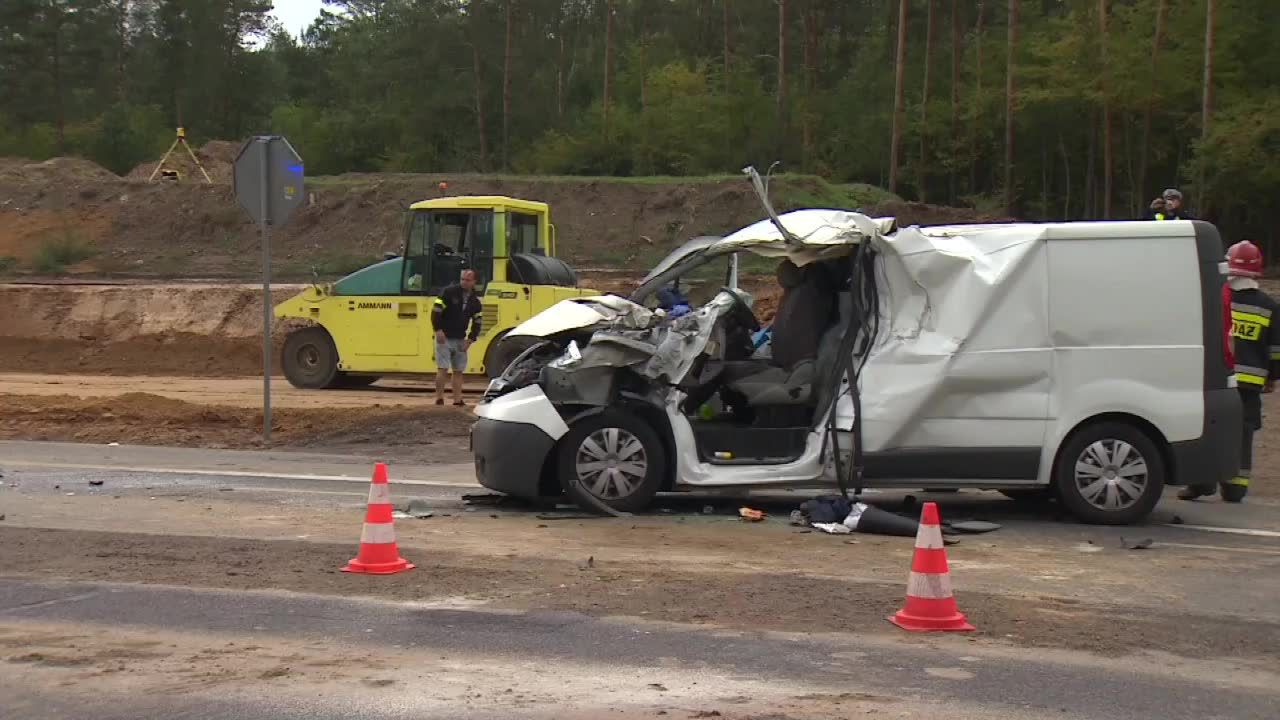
[432,283,483,341]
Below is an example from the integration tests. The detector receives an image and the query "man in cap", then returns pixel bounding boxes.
[1159,188,1193,220]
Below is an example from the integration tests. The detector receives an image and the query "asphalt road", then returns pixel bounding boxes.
[2,440,1279,719]
[1,577,1273,720]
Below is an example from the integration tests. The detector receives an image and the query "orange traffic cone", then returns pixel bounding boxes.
[888,501,974,632]
[342,463,415,575]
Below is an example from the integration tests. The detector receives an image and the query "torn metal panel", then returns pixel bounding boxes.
[841,224,1052,452]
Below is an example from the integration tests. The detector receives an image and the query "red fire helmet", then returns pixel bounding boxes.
[1227,240,1263,278]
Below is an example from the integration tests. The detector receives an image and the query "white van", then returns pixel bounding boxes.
[471,210,1239,524]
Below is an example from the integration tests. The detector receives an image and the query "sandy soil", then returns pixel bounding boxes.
[0,391,473,461]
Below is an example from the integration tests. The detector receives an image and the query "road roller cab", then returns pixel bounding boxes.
[274,196,596,388]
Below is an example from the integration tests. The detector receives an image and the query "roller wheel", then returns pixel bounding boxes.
[282,327,339,389]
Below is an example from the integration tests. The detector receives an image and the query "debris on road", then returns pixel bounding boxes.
[89,479,104,486]
[701,505,715,515]
[947,520,1001,534]
[391,511,412,519]
[1074,541,1104,553]
[798,495,851,524]
[1122,537,1154,550]
[738,507,766,522]
[405,499,435,519]
[812,522,851,534]
[795,496,920,537]
[842,503,919,537]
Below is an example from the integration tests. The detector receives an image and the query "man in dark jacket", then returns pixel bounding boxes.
[432,269,483,406]
[1159,188,1194,220]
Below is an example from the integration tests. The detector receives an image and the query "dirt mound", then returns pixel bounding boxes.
[0,156,120,184]
[0,391,471,450]
[871,201,1015,226]
[0,284,305,376]
[127,140,239,184]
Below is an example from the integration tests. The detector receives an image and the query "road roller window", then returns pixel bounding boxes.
[506,212,540,257]
[401,211,430,293]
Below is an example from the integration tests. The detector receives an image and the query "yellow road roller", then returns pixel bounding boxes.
[274,195,596,387]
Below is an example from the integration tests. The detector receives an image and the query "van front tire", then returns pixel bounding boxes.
[557,409,666,514]
[1054,421,1165,525]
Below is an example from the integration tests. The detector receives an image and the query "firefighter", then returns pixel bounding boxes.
[1181,240,1276,502]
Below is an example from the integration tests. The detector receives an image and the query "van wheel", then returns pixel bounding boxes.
[557,409,666,514]
[1053,422,1164,525]
[485,333,542,379]
[282,327,339,389]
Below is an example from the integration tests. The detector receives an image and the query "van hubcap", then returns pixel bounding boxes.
[1074,439,1148,511]
[575,428,647,499]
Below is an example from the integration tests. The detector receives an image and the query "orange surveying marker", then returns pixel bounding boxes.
[342,463,415,575]
[888,502,974,632]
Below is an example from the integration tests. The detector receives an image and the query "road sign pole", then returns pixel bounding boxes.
[233,135,303,445]
[259,139,272,444]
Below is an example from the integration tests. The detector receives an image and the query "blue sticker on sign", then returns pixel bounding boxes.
[288,164,304,174]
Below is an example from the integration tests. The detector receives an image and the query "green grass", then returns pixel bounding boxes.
[0,255,17,274]
[32,234,96,274]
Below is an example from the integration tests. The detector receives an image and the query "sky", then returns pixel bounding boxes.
[270,0,326,37]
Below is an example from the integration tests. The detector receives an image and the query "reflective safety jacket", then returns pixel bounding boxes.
[1230,286,1280,388]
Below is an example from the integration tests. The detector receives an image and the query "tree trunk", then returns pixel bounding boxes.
[970,1,985,195]
[950,0,961,203]
[472,43,489,170]
[639,18,648,113]
[777,0,789,158]
[117,0,129,102]
[603,0,614,136]
[889,0,908,194]
[52,15,65,152]
[1200,0,1216,209]
[1004,0,1018,215]
[722,0,732,77]
[1059,133,1072,217]
[1085,113,1096,217]
[556,14,566,121]
[802,2,818,171]
[502,0,513,169]
[1098,0,1112,218]
[920,0,936,202]
[1137,0,1168,212]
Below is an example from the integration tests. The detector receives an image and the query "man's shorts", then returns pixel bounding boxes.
[435,338,469,372]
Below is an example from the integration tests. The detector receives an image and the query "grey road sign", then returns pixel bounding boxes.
[233,136,305,443]
[233,136,305,226]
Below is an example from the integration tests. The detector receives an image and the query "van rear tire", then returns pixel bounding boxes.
[1053,421,1164,525]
